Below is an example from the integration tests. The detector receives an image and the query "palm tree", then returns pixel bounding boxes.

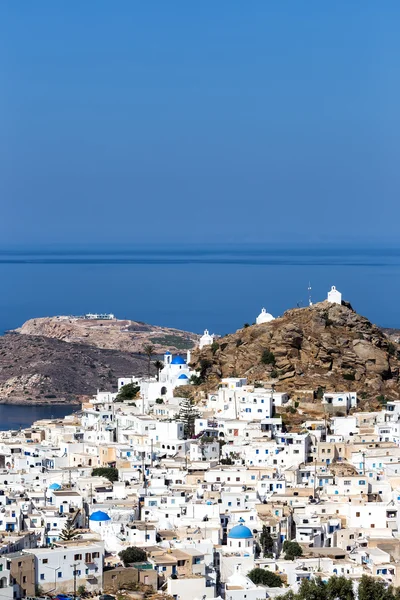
[143,344,155,377]
[153,359,164,381]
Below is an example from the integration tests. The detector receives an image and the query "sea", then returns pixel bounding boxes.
[0,245,399,337]
[0,244,399,429]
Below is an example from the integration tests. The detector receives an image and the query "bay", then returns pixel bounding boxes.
[0,404,78,431]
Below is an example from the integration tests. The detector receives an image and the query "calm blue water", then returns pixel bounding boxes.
[0,245,400,336]
[0,404,77,431]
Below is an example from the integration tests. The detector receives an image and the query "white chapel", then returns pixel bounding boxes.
[327,285,342,305]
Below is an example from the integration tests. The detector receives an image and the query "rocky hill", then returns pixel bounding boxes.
[191,301,400,405]
[15,316,197,354]
[0,333,151,404]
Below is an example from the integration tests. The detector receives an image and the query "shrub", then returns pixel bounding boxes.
[155,398,164,404]
[119,546,147,566]
[91,467,119,482]
[343,372,355,381]
[283,540,303,560]
[261,349,276,365]
[270,369,278,378]
[243,323,250,328]
[190,374,203,386]
[117,383,140,401]
[247,568,282,587]
[388,342,396,356]
[211,341,220,355]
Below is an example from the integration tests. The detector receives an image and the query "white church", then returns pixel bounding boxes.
[256,307,275,324]
[327,285,342,304]
[199,329,215,349]
[140,350,193,403]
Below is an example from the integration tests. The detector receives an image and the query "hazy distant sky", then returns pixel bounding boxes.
[1,2,399,246]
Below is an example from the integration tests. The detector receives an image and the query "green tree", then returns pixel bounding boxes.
[283,540,303,560]
[247,568,282,588]
[153,359,164,381]
[326,575,354,600]
[190,374,203,386]
[59,518,79,541]
[116,383,140,401]
[119,546,147,566]
[260,525,274,557]
[297,578,327,600]
[358,575,393,600]
[143,343,155,377]
[91,467,119,482]
[178,396,200,439]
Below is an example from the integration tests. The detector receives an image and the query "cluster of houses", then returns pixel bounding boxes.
[0,354,400,600]
[1,286,400,599]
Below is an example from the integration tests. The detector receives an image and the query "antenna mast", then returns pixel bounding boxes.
[308,282,312,306]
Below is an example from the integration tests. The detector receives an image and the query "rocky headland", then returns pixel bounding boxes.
[0,316,198,404]
[15,316,197,353]
[191,301,400,410]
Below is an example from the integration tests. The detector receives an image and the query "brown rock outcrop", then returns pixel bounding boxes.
[191,301,400,403]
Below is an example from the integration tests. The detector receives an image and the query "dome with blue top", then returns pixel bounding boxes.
[228,522,253,539]
[171,355,186,365]
[165,351,171,355]
[89,510,111,522]
[178,373,189,379]
[49,483,61,490]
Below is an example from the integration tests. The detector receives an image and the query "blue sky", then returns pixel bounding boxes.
[1,2,399,245]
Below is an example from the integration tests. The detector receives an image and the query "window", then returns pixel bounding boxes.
[344,480,351,485]
[356,512,360,517]
[58,572,62,578]
[74,554,82,561]
[358,480,366,485]
[42,559,48,564]
[22,576,26,583]
[40,574,45,581]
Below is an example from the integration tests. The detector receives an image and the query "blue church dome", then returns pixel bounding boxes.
[178,374,189,379]
[165,351,171,355]
[228,523,253,539]
[49,483,61,490]
[171,356,186,365]
[89,510,111,522]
